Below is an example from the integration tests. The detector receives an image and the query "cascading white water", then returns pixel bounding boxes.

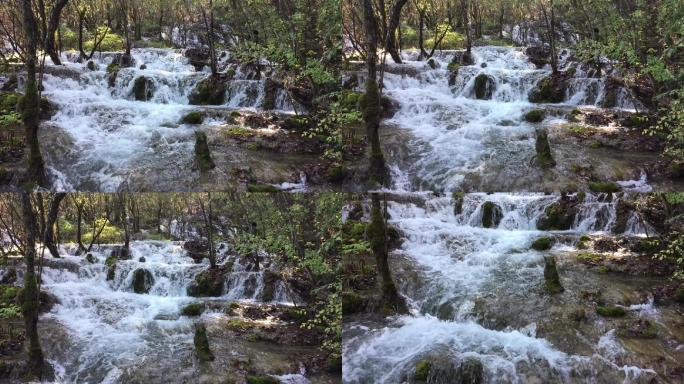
[35,240,297,382]
[379,46,647,192]
[343,193,660,383]
[39,49,296,191]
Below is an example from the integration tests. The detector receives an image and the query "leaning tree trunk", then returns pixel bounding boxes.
[20,0,47,188]
[20,192,45,380]
[362,0,387,186]
[44,0,69,65]
[44,193,66,258]
[385,0,409,64]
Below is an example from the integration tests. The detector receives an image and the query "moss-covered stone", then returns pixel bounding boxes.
[529,75,565,103]
[132,76,154,101]
[105,256,118,267]
[544,256,564,294]
[194,131,215,172]
[85,254,97,263]
[588,181,621,193]
[86,61,96,71]
[132,268,154,294]
[452,192,465,215]
[181,111,204,125]
[247,184,279,193]
[415,359,431,381]
[106,265,116,281]
[246,376,278,384]
[427,58,437,69]
[188,75,228,105]
[106,64,120,74]
[326,164,347,183]
[262,78,281,110]
[481,201,502,228]
[524,109,545,123]
[194,324,214,362]
[187,269,224,297]
[457,357,484,384]
[474,74,494,100]
[259,270,279,302]
[342,292,364,314]
[596,306,626,317]
[537,201,575,230]
[531,236,554,251]
[535,128,556,168]
[181,302,204,316]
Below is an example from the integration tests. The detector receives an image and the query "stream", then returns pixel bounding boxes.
[39,49,308,192]
[376,46,678,192]
[28,240,331,383]
[343,193,684,383]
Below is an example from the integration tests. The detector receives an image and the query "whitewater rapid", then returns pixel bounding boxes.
[343,193,664,383]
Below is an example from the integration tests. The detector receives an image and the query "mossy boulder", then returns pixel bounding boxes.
[86,61,96,71]
[262,78,282,110]
[452,192,465,215]
[107,265,116,281]
[531,236,554,251]
[427,58,437,69]
[247,184,279,193]
[535,128,556,168]
[524,109,545,123]
[132,268,154,294]
[187,268,225,297]
[85,254,97,263]
[474,74,494,100]
[259,270,279,302]
[194,324,214,362]
[194,131,215,172]
[596,306,626,317]
[188,75,228,105]
[415,359,431,381]
[481,201,503,228]
[588,181,621,193]
[537,200,576,230]
[180,111,204,125]
[326,164,347,183]
[342,292,365,314]
[105,256,118,267]
[457,357,484,384]
[132,76,154,101]
[544,256,564,294]
[246,376,278,384]
[181,302,204,316]
[529,75,565,103]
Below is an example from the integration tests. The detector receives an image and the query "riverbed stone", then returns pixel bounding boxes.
[132,268,154,294]
[537,200,576,230]
[246,376,278,384]
[481,201,503,228]
[132,76,154,101]
[181,303,205,316]
[524,109,545,123]
[544,256,564,294]
[194,324,214,362]
[187,268,225,297]
[189,75,229,105]
[474,74,494,100]
[262,78,282,110]
[531,236,554,251]
[529,75,565,103]
[535,128,556,168]
[180,111,204,125]
[452,192,465,215]
[195,131,215,172]
[259,270,279,302]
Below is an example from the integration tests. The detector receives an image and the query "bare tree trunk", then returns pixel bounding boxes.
[20,192,45,380]
[44,193,66,258]
[44,0,69,65]
[198,193,216,268]
[21,0,47,188]
[385,0,409,64]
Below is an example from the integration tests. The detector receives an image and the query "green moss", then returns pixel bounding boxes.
[544,256,564,294]
[106,265,116,281]
[596,306,626,317]
[0,286,19,304]
[247,184,279,193]
[106,64,120,74]
[230,111,241,118]
[531,236,554,251]
[361,79,381,125]
[415,359,431,381]
[588,181,621,193]
[225,127,254,139]
[350,222,367,238]
[597,266,609,274]
[447,62,460,72]
[194,325,214,362]
[194,131,215,172]
[535,129,556,168]
[327,164,347,183]
[577,252,602,263]
[537,202,574,230]
[246,376,279,384]
[180,111,204,125]
[105,256,118,267]
[342,292,364,314]
[576,192,586,202]
[188,76,227,105]
[226,319,252,331]
[341,91,362,110]
[181,303,204,316]
[568,125,589,135]
[524,109,545,123]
